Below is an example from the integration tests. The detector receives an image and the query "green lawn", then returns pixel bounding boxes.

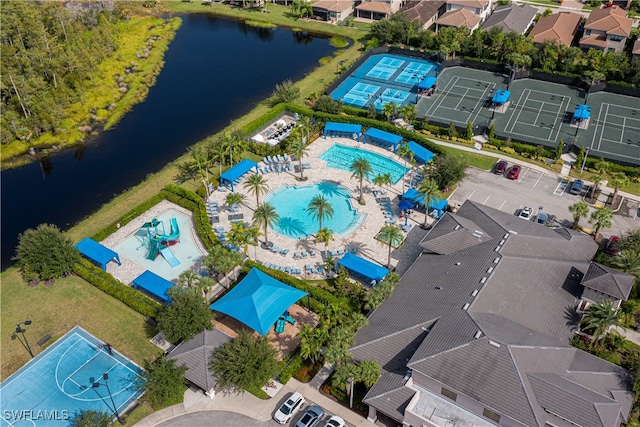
[0,269,162,380]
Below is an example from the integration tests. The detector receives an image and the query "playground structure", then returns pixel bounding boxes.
[140,217,181,267]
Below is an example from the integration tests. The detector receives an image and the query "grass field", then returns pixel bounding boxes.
[0,269,162,381]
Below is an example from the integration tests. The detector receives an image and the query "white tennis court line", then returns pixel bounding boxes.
[505,89,532,133]
[426,75,460,116]
[597,103,611,151]
[505,89,568,141]
[426,76,494,123]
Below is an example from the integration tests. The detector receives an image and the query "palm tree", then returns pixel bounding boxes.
[222,132,242,167]
[568,201,589,229]
[400,103,416,123]
[316,227,334,247]
[178,270,200,289]
[226,192,244,209]
[582,300,620,347]
[176,146,215,199]
[416,179,439,228]
[382,101,398,122]
[324,325,354,365]
[290,138,309,180]
[395,143,414,188]
[243,173,269,207]
[344,312,368,332]
[197,276,215,301]
[332,363,359,392]
[226,221,252,254]
[589,208,613,239]
[297,325,328,363]
[253,202,279,247]
[364,287,385,311]
[613,249,640,277]
[373,173,392,190]
[377,224,404,269]
[609,172,629,207]
[357,360,381,388]
[350,157,372,204]
[323,255,336,276]
[306,195,334,234]
[297,114,313,142]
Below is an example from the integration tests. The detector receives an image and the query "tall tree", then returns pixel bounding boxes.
[225,192,245,209]
[176,146,215,199]
[589,208,613,239]
[137,357,187,408]
[71,410,113,427]
[430,154,467,192]
[306,195,334,234]
[377,224,404,269]
[243,173,269,207]
[298,324,328,363]
[350,157,372,204]
[568,201,589,229]
[252,202,280,247]
[382,101,398,122]
[613,249,640,277]
[582,300,620,347]
[157,287,213,343]
[290,138,309,180]
[209,330,279,393]
[416,179,439,227]
[395,143,415,188]
[357,360,381,388]
[609,172,629,206]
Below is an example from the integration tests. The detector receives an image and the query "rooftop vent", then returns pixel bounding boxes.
[402,370,412,381]
[480,277,487,284]
[508,230,518,235]
[487,267,494,274]
[493,257,500,264]
[504,233,510,239]
[472,289,479,296]
[472,231,484,238]
[474,331,482,339]
[455,262,461,266]
[499,239,505,245]
[494,246,501,252]
[489,341,501,348]
[463,303,470,310]
[454,225,460,231]
[435,285,443,290]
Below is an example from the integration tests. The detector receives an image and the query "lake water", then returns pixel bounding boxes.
[0,14,336,269]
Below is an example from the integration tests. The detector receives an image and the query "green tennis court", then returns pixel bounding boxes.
[417,67,640,165]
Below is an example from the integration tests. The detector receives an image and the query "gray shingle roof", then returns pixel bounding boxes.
[581,262,635,300]
[352,200,633,426]
[482,4,537,34]
[166,328,232,392]
[420,214,492,255]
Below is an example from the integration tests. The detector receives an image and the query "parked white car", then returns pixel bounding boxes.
[323,415,346,427]
[273,391,305,424]
[518,206,533,221]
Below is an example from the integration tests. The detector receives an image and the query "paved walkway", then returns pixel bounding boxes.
[612,326,640,346]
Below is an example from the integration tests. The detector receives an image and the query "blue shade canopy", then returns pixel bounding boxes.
[403,188,447,210]
[363,128,403,152]
[573,104,592,120]
[219,159,258,191]
[418,76,437,89]
[74,237,121,271]
[324,122,362,139]
[491,90,511,105]
[398,200,413,211]
[210,268,307,336]
[133,270,174,304]
[337,252,389,283]
[407,141,434,163]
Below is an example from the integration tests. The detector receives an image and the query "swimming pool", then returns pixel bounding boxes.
[319,144,408,184]
[264,182,365,239]
[112,208,206,281]
[0,326,142,427]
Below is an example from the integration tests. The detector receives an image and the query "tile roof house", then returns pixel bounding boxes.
[481,3,537,35]
[398,0,446,31]
[528,11,583,47]
[356,0,402,21]
[166,328,232,396]
[352,200,634,426]
[311,0,354,23]
[435,0,493,32]
[579,5,633,53]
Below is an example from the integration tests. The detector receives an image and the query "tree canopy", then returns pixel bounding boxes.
[137,357,188,408]
[14,223,79,281]
[156,287,214,343]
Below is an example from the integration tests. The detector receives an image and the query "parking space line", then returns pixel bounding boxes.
[483,195,491,204]
[499,200,506,210]
[468,190,476,200]
[518,167,530,183]
[533,172,545,188]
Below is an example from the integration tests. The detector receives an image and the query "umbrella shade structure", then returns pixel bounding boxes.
[337,252,389,284]
[418,76,437,90]
[209,268,307,336]
[407,141,434,164]
[75,237,121,271]
[491,90,511,105]
[219,159,258,192]
[573,104,592,121]
[398,200,413,211]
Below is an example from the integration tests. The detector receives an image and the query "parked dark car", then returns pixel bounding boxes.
[604,236,620,256]
[507,164,521,180]
[494,160,508,175]
[569,179,584,195]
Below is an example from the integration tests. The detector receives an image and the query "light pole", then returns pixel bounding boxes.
[92,373,125,424]
[346,377,354,409]
[15,320,34,358]
[581,148,590,173]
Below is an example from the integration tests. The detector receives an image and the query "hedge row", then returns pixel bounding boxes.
[245,260,350,311]
[91,193,165,242]
[278,352,304,384]
[74,258,162,318]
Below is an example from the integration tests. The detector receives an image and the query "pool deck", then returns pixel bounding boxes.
[210,136,434,278]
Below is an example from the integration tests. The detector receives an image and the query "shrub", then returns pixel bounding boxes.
[279,352,304,384]
[314,95,343,114]
[500,146,515,154]
[74,258,162,317]
[15,223,80,281]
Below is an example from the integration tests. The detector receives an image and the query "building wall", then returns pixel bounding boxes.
[581,28,628,53]
[446,0,492,22]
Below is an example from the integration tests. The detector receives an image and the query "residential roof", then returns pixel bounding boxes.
[584,5,632,36]
[356,1,392,14]
[633,38,640,55]
[311,0,353,13]
[481,4,537,34]
[446,0,488,8]
[166,329,232,392]
[581,262,635,301]
[529,12,583,46]
[580,34,610,48]
[436,7,481,29]
[353,200,632,426]
[399,0,445,26]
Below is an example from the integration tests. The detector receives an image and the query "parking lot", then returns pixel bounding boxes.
[449,162,639,238]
